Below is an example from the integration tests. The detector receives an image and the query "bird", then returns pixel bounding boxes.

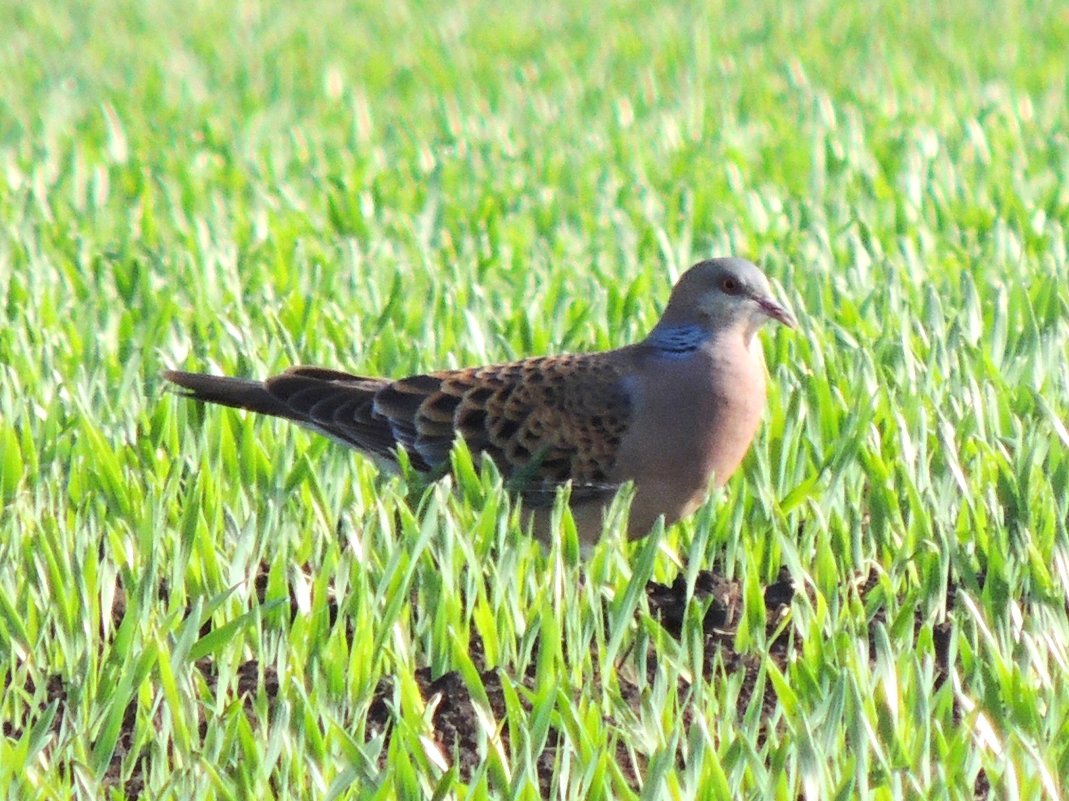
[164,257,795,544]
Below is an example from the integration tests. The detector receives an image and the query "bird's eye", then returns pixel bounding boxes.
[720,276,741,294]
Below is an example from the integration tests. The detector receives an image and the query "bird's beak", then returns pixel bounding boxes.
[755,295,796,328]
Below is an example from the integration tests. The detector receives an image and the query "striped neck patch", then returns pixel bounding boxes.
[646,324,709,356]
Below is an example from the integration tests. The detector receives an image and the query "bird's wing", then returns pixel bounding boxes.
[261,367,397,460]
[174,356,636,499]
[267,355,635,491]
[371,354,635,495]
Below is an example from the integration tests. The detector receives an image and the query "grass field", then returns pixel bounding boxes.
[2,0,1068,798]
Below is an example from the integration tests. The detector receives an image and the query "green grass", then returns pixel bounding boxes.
[2,0,1068,797]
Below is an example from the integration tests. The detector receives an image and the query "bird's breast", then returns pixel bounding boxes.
[611,341,768,533]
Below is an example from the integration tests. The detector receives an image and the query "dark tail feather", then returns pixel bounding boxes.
[163,370,304,422]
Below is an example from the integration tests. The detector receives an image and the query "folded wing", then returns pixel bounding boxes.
[166,354,635,496]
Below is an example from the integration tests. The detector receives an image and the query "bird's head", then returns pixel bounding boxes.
[657,258,796,342]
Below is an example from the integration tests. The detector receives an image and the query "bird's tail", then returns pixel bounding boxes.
[163,370,303,422]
